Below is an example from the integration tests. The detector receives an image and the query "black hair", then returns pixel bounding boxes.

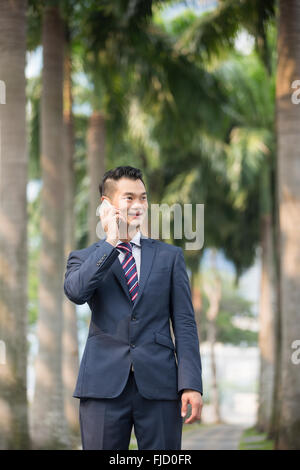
[99,166,146,197]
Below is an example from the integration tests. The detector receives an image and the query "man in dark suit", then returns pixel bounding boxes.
[64,165,203,450]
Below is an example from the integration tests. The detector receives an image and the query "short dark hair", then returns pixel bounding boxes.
[99,166,146,197]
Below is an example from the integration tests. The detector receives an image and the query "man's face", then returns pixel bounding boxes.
[102,177,148,229]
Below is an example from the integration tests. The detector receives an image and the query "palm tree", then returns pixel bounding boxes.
[173,1,280,437]
[31,3,68,449]
[0,0,30,450]
[27,0,80,447]
[216,53,277,434]
[62,21,80,447]
[256,150,277,433]
[275,0,300,450]
[86,73,106,245]
[203,251,222,424]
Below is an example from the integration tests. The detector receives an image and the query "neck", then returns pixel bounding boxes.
[119,226,140,243]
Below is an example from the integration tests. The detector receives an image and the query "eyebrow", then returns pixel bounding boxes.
[122,192,147,196]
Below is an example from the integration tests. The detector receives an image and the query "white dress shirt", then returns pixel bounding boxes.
[116,230,141,281]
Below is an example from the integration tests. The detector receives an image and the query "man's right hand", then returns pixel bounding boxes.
[100,204,126,247]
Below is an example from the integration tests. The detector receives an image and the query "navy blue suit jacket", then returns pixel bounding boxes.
[64,234,203,400]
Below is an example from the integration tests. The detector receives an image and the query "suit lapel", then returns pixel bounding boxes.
[96,233,156,308]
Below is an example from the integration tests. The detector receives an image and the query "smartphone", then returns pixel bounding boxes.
[98,199,120,227]
[98,198,113,218]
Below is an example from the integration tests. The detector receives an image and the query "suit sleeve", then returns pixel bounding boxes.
[170,247,203,396]
[64,241,119,305]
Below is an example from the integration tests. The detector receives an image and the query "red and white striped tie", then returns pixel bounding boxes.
[117,242,139,303]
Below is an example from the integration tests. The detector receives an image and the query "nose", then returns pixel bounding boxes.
[129,206,144,216]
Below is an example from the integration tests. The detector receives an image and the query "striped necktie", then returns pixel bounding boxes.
[117,241,139,303]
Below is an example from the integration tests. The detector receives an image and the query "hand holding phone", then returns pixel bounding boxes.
[99,199,114,219]
[99,199,126,246]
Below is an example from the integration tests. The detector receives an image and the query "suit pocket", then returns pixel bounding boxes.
[155,332,175,350]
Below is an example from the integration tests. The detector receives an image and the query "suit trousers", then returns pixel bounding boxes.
[79,368,183,450]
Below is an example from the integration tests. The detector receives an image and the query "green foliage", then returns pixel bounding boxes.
[156,38,276,278]
[216,311,257,346]
[27,75,41,180]
[26,0,277,334]
[238,426,275,450]
[73,114,89,249]
[26,0,42,51]
[154,8,199,38]
[177,0,276,72]
[201,271,258,346]
[28,191,41,325]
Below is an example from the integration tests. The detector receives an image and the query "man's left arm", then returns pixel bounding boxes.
[170,247,203,423]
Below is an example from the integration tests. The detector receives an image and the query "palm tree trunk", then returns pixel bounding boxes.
[0,0,30,449]
[204,252,222,423]
[207,320,221,423]
[87,111,106,245]
[62,31,80,448]
[31,4,68,449]
[257,212,275,433]
[276,0,300,449]
[191,267,203,342]
[269,136,282,440]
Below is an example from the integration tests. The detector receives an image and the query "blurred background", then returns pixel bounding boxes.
[0,0,299,450]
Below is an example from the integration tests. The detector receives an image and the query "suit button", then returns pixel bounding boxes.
[131,316,136,321]
[130,343,135,348]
